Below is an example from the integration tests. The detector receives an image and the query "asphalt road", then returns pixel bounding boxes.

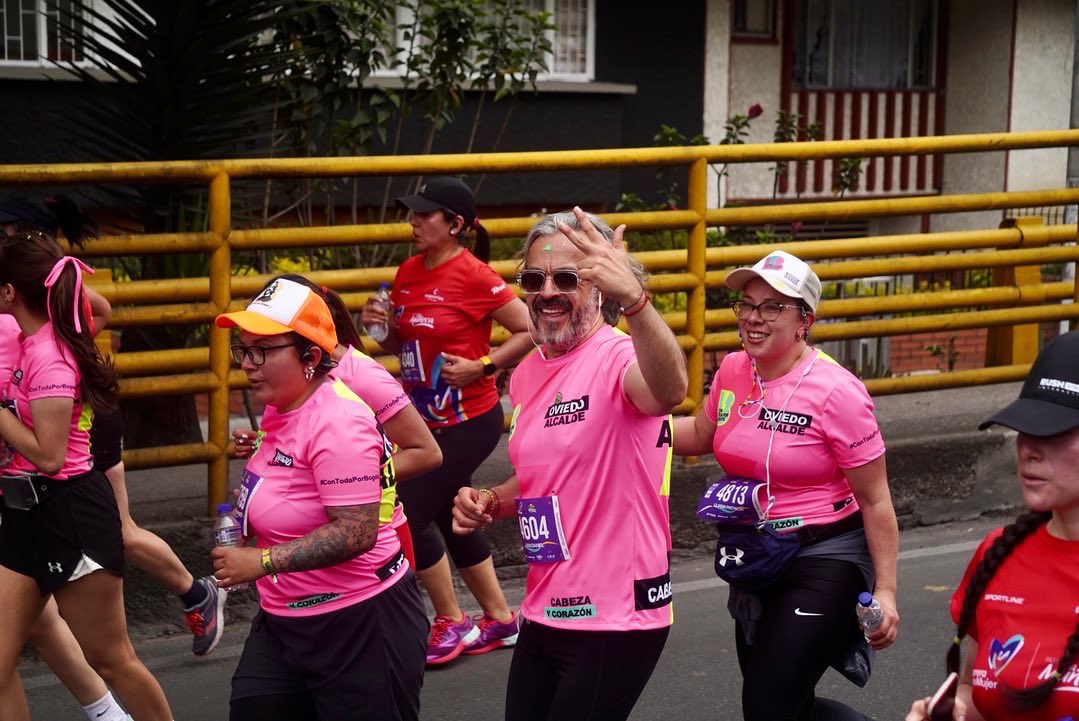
[22,516,1008,721]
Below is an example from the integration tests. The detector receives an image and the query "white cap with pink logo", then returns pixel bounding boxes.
[725,250,822,312]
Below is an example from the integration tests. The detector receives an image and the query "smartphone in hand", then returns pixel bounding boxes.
[927,672,959,720]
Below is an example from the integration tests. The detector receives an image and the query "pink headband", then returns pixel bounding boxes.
[44,256,94,333]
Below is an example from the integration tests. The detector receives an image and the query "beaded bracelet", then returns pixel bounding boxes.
[261,546,278,583]
[479,487,501,517]
[621,289,652,318]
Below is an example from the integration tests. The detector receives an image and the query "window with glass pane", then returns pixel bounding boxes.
[380,0,591,80]
[733,0,775,39]
[551,0,588,75]
[2,0,82,63]
[793,0,936,89]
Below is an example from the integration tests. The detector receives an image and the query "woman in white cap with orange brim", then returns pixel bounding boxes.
[214,278,427,721]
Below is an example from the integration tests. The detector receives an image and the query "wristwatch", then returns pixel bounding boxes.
[480,355,497,376]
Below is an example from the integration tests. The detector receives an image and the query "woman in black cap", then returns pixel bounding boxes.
[906,330,1079,721]
[361,176,534,665]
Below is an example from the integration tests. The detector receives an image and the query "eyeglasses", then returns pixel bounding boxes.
[230,342,295,367]
[516,269,581,294]
[731,300,800,322]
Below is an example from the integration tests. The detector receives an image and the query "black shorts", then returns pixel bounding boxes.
[89,406,124,472]
[231,572,428,721]
[0,470,124,595]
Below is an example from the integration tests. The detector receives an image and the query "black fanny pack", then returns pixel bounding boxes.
[0,472,88,510]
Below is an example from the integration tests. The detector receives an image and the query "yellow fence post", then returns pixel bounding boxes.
[92,267,113,358]
[985,217,1044,366]
[207,173,232,515]
[686,158,707,411]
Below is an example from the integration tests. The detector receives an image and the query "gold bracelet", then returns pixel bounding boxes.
[261,546,278,583]
[478,487,500,517]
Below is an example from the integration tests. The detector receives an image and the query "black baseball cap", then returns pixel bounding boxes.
[980,330,1079,436]
[0,198,58,233]
[396,177,477,225]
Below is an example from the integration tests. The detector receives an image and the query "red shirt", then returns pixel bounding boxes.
[390,251,516,428]
[951,524,1079,721]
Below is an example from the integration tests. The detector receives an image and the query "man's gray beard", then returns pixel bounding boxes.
[531,290,600,353]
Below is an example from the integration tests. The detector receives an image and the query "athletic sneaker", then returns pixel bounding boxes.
[426,613,480,666]
[463,611,518,655]
[183,577,227,656]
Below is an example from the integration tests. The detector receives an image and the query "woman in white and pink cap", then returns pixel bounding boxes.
[214,278,427,721]
[674,249,900,721]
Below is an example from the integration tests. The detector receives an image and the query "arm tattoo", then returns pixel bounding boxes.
[269,502,380,574]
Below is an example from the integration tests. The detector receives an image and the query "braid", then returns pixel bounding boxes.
[946,510,1051,676]
[1004,611,1079,711]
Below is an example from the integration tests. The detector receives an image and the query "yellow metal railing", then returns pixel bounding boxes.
[3,128,1078,512]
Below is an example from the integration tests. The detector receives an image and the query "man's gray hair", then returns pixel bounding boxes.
[519,210,650,325]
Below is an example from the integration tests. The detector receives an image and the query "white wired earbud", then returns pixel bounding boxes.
[760,350,818,522]
[524,306,548,361]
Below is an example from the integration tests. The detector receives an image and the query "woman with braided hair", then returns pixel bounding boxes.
[906,330,1079,721]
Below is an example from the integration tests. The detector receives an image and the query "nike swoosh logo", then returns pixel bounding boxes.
[794,608,823,616]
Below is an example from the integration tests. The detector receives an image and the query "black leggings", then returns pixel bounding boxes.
[736,556,873,721]
[396,402,504,571]
[505,619,669,721]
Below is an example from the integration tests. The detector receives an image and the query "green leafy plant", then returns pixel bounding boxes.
[771,110,822,199]
[926,335,960,372]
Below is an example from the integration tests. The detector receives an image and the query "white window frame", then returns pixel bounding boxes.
[375,0,595,83]
[1,0,89,67]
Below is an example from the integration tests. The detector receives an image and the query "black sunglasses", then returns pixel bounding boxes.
[516,269,580,294]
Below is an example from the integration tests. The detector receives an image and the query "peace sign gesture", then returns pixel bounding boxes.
[556,206,644,309]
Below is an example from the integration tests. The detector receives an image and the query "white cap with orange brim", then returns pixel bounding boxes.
[215,277,337,354]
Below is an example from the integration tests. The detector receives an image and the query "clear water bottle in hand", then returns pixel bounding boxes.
[214,503,248,591]
[856,592,883,634]
[364,283,392,343]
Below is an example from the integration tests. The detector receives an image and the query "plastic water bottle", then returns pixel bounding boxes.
[213,503,247,591]
[856,592,883,634]
[364,283,392,343]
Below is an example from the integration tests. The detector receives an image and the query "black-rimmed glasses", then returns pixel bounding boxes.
[516,269,580,294]
[230,342,295,367]
[731,300,800,322]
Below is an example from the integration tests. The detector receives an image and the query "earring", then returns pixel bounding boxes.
[304,366,314,382]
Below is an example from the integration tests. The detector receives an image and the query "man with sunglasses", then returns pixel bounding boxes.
[452,207,687,721]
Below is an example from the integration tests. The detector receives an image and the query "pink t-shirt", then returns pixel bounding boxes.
[5,321,93,479]
[508,325,674,632]
[1,316,21,470]
[331,345,410,528]
[1,315,20,396]
[704,349,885,528]
[333,345,411,425]
[238,378,406,617]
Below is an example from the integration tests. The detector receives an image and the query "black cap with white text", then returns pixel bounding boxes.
[979,330,1079,437]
